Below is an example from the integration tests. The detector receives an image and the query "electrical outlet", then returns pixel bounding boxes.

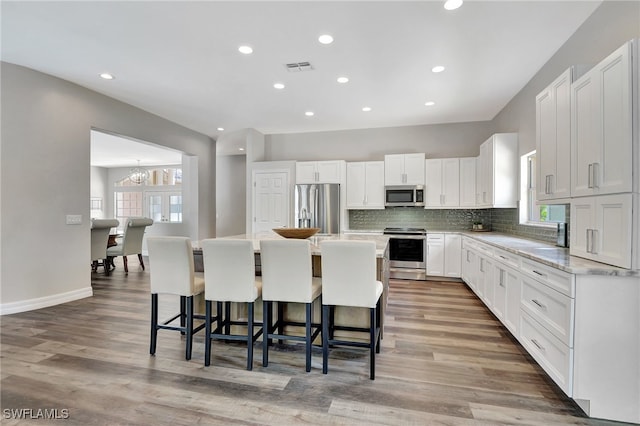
[66,214,82,225]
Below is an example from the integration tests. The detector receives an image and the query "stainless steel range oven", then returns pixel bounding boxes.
[383,227,427,280]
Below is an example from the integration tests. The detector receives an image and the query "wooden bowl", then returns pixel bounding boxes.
[272,228,320,239]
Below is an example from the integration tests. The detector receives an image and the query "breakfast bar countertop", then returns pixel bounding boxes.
[194,231,391,258]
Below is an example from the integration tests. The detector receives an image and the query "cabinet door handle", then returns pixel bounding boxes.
[592,162,599,188]
[591,229,598,254]
[499,270,505,287]
[479,258,484,273]
[586,229,593,253]
[588,163,593,188]
[545,175,549,194]
[531,339,546,352]
[531,299,547,310]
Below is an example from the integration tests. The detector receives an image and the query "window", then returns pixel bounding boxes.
[520,151,565,225]
[114,167,183,226]
[114,191,143,230]
[147,192,182,223]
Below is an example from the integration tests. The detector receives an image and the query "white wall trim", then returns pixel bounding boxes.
[0,286,93,316]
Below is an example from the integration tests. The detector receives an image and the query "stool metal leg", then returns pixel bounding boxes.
[186,296,194,360]
[150,293,158,355]
[205,300,212,366]
[247,302,254,371]
[305,302,312,372]
[369,306,376,380]
[322,304,330,374]
[262,300,270,367]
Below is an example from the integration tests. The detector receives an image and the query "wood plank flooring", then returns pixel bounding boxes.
[0,258,623,425]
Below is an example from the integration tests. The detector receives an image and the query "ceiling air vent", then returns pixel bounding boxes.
[284,62,313,72]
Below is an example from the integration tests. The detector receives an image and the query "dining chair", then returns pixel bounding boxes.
[90,218,119,275]
[147,236,205,360]
[106,217,153,273]
[260,239,322,372]
[319,240,383,380]
[201,239,263,370]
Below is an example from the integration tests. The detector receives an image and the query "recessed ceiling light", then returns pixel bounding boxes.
[425,101,435,106]
[273,83,285,89]
[444,0,463,11]
[318,34,334,45]
[432,66,445,73]
[99,73,114,80]
[362,107,372,112]
[239,148,245,151]
[238,45,253,54]
[305,111,315,117]
[337,76,349,84]
[217,127,225,131]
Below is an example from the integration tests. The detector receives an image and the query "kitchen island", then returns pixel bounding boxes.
[193,231,390,342]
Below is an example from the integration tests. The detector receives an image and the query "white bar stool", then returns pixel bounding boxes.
[201,239,263,370]
[260,239,322,372]
[147,236,205,360]
[320,240,383,380]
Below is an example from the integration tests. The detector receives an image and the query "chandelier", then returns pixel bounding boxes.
[129,160,150,184]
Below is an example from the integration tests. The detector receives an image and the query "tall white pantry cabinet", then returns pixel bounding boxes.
[568,39,639,270]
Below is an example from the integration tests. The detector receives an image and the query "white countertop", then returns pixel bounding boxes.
[197,230,638,277]
[461,232,639,277]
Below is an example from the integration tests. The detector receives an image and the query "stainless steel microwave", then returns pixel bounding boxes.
[385,185,425,207]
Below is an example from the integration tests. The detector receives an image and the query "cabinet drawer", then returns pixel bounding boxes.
[476,242,494,258]
[494,247,520,270]
[426,233,444,241]
[520,312,573,396]
[521,258,574,297]
[521,277,574,347]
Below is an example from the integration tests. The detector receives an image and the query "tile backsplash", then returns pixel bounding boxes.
[348,206,569,245]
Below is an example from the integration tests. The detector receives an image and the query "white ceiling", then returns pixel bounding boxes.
[90,130,183,168]
[2,1,601,145]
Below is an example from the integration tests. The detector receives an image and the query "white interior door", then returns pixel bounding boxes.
[253,171,290,233]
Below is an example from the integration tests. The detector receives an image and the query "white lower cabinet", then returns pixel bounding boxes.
[461,235,640,424]
[492,261,522,337]
[426,234,444,276]
[426,233,461,278]
[444,234,461,278]
[520,311,574,396]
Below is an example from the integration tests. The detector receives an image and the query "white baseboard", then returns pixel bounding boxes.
[0,287,93,315]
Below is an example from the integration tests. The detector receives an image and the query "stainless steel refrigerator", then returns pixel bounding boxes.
[294,183,340,234]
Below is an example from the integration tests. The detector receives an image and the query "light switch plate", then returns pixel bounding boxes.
[66,214,82,225]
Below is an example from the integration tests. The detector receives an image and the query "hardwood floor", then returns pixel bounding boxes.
[0,258,623,425]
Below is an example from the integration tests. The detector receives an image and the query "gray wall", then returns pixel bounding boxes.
[493,1,640,156]
[216,155,247,237]
[265,121,496,162]
[0,62,216,308]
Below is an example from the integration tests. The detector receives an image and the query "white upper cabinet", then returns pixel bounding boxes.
[384,153,425,185]
[571,41,634,197]
[570,193,633,268]
[425,158,460,208]
[459,157,477,208]
[536,67,574,201]
[296,160,344,184]
[477,133,519,208]
[346,161,385,209]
